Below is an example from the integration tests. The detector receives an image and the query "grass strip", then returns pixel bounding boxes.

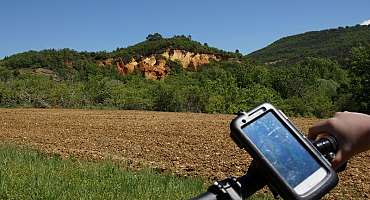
[0,144,271,199]
[0,145,205,199]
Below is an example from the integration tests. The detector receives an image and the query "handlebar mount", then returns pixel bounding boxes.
[191,136,347,200]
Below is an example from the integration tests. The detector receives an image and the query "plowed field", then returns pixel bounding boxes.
[0,109,368,199]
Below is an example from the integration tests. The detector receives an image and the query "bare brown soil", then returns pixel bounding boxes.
[0,109,368,199]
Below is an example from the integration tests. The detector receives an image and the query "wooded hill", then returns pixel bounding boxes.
[247,25,370,66]
[0,34,240,80]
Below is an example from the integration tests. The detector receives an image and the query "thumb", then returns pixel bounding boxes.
[331,150,346,169]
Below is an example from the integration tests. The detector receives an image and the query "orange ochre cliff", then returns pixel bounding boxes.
[98,49,221,80]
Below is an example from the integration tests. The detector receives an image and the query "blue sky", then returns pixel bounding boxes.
[0,0,369,58]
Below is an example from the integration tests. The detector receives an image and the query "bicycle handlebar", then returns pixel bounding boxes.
[191,136,345,200]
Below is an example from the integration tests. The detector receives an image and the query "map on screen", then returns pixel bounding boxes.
[242,112,321,187]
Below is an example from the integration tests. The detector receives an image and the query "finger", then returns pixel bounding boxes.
[331,149,351,170]
[334,112,343,117]
[331,150,344,169]
[308,119,334,139]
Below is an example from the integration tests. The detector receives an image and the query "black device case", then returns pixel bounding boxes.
[230,103,338,200]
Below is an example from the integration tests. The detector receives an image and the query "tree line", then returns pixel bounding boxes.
[0,35,368,117]
[0,33,370,117]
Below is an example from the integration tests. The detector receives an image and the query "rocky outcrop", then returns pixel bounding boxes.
[116,58,137,75]
[139,56,168,80]
[163,49,220,70]
[99,49,221,80]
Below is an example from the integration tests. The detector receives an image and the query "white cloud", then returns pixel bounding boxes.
[360,19,370,25]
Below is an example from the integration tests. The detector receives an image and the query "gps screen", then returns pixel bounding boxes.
[242,112,321,187]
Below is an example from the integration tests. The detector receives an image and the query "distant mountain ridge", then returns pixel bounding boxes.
[247,25,370,65]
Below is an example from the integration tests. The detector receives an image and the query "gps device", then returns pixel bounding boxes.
[230,103,338,200]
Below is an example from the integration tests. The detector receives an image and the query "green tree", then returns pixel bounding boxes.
[348,46,370,113]
[0,66,13,82]
[146,33,163,41]
[152,84,184,112]
[84,76,112,105]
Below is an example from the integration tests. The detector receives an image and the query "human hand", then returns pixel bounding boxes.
[308,112,370,168]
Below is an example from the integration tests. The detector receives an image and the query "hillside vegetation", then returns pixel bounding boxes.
[248,25,370,65]
[0,30,369,117]
[112,34,237,62]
